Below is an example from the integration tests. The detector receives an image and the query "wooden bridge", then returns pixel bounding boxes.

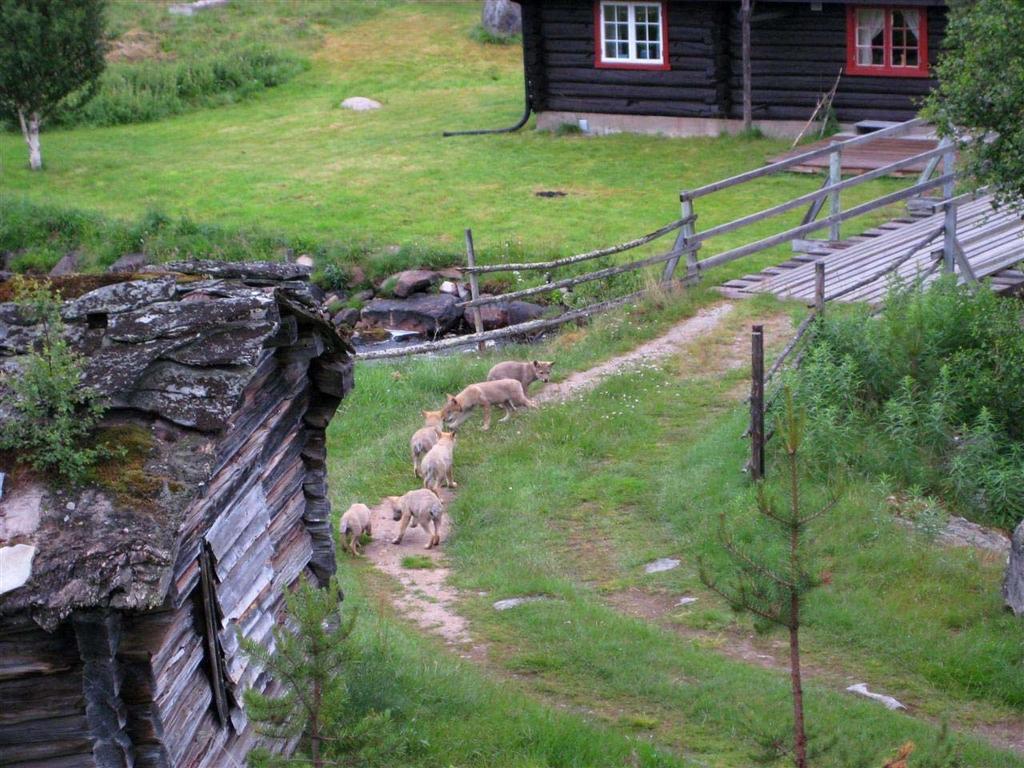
[722,193,1024,304]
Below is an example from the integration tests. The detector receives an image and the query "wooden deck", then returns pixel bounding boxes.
[767,134,939,176]
[721,194,1024,304]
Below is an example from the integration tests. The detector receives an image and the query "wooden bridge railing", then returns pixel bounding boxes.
[357,119,967,361]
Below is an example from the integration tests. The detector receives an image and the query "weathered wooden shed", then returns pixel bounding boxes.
[0,262,353,767]
[518,0,947,136]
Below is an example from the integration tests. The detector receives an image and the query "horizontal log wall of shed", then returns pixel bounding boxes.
[0,618,95,766]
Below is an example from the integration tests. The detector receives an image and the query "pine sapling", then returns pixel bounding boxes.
[700,387,837,768]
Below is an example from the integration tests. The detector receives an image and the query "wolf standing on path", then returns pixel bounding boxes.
[442,379,537,431]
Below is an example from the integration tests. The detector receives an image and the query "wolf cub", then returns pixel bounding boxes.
[410,409,444,477]
[420,431,456,495]
[442,379,537,430]
[487,360,553,391]
[382,489,445,549]
[338,503,373,556]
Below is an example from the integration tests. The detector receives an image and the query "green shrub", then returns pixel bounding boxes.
[0,278,106,484]
[790,277,1024,529]
[45,46,307,129]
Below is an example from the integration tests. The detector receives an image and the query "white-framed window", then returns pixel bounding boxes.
[597,1,667,68]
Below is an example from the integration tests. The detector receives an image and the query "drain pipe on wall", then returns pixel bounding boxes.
[442,80,532,137]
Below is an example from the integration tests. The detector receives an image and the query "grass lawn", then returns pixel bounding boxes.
[1,2,905,281]
[327,290,1024,767]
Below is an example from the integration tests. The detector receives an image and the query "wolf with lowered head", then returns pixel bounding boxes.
[442,378,537,431]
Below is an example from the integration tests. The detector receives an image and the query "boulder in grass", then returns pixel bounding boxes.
[361,293,463,336]
[389,269,440,298]
[482,0,522,36]
[477,300,545,330]
[49,251,80,277]
[107,252,149,274]
[341,97,381,111]
[1003,520,1024,616]
[332,308,361,328]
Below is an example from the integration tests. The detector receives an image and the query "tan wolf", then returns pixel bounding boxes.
[338,503,373,556]
[410,409,444,477]
[487,360,554,391]
[420,431,456,494]
[382,489,445,548]
[442,379,537,431]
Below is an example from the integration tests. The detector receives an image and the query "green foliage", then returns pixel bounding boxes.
[242,578,410,768]
[924,0,1024,210]
[467,23,521,45]
[48,46,306,128]
[0,277,105,484]
[790,277,1024,528]
[0,0,106,119]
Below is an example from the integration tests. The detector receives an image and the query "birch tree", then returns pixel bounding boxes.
[0,0,106,171]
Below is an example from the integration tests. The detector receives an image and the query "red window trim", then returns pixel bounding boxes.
[593,1,671,71]
[845,5,929,78]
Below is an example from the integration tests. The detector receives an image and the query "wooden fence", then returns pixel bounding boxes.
[357,119,965,361]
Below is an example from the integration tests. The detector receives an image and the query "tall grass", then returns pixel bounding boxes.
[787,276,1024,529]
[48,47,306,128]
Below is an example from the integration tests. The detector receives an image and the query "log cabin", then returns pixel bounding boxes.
[517,0,947,136]
[0,262,354,767]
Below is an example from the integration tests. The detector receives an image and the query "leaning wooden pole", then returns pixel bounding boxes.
[750,324,765,480]
[814,260,825,315]
[741,0,753,131]
[464,229,486,353]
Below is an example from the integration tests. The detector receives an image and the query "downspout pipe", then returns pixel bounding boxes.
[442,78,532,137]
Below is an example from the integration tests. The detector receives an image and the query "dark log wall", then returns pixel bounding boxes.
[0,618,94,766]
[0,287,352,768]
[727,3,945,122]
[523,0,945,124]
[529,0,730,117]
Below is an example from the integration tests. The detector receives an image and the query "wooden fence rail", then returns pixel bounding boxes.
[357,119,972,362]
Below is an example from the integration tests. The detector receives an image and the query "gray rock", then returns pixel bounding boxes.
[332,308,361,328]
[354,289,375,302]
[0,544,37,595]
[482,0,521,36]
[845,683,906,710]
[361,294,463,336]
[165,260,312,283]
[296,254,315,268]
[493,595,548,611]
[940,515,1011,555]
[107,252,149,274]
[117,360,252,431]
[1003,520,1024,615]
[49,251,80,277]
[478,300,545,330]
[389,269,440,298]
[168,0,227,15]
[439,280,460,296]
[645,557,680,574]
[62,277,177,321]
[106,294,276,344]
[341,97,382,111]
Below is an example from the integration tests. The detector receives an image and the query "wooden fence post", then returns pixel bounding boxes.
[942,201,957,275]
[464,229,486,353]
[740,0,752,132]
[941,142,957,275]
[662,193,697,284]
[814,261,825,315]
[828,142,842,242]
[750,324,765,480]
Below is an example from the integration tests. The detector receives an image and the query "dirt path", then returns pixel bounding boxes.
[360,303,736,656]
[535,303,734,403]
